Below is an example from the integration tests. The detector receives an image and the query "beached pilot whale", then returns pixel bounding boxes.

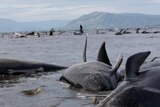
[60,37,123,91]
[119,56,160,78]
[97,51,160,107]
[0,59,67,75]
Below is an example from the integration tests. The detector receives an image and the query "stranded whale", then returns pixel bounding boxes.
[60,37,123,91]
[119,56,160,78]
[0,58,67,75]
[97,51,160,107]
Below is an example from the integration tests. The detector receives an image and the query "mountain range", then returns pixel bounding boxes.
[65,12,160,29]
[0,19,70,32]
[1,12,160,32]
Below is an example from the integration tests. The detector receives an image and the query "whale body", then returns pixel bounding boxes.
[0,58,67,75]
[60,37,123,91]
[97,51,160,107]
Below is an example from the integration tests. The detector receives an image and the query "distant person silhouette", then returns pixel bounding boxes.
[80,25,83,34]
[49,28,55,36]
[136,28,140,33]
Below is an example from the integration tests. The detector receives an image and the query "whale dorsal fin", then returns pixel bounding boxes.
[97,42,112,66]
[150,56,160,62]
[125,51,151,81]
[83,36,87,62]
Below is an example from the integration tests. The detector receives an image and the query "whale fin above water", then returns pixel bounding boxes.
[83,36,87,62]
[125,51,151,80]
[97,42,112,66]
[150,56,160,62]
[110,54,123,76]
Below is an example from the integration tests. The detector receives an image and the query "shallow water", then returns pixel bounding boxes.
[0,32,160,107]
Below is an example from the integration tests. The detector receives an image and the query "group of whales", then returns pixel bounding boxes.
[60,37,160,107]
[1,37,160,107]
[97,51,160,107]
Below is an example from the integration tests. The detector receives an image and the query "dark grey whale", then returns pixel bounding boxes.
[140,57,160,70]
[60,37,123,91]
[119,56,160,78]
[97,51,160,107]
[0,59,67,75]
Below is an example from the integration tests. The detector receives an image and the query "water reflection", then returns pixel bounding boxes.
[0,72,55,88]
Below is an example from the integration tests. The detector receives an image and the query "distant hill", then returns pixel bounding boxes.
[2,12,160,32]
[0,18,70,32]
[65,12,160,29]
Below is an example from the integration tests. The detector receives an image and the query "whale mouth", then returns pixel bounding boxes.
[59,76,83,89]
[59,76,72,84]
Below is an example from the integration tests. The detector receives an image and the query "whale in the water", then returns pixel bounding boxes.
[119,56,160,78]
[60,37,123,91]
[0,59,67,75]
[97,51,160,107]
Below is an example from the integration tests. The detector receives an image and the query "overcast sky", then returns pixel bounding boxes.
[1,0,160,22]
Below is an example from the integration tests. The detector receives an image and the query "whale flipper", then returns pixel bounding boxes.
[125,51,151,80]
[97,42,112,66]
[111,54,123,76]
